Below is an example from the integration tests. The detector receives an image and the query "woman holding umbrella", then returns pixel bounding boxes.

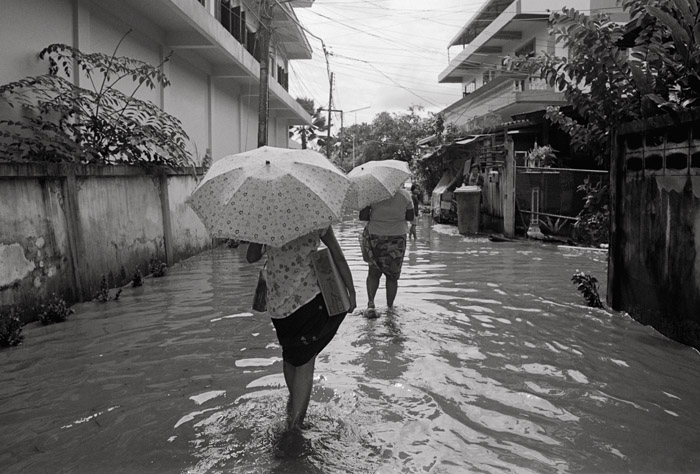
[246,227,356,431]
[347,160,414,318]
[359,188,414,317]
[187,146,357,432]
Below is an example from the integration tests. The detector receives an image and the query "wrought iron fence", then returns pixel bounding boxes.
[515,167,608,237]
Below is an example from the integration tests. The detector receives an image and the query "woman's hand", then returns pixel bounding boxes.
[246,243,264,263]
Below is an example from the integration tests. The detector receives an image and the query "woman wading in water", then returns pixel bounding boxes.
[247,226,356,431]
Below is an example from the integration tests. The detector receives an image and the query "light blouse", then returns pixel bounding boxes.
[366,189,414,236]
[265,229,324,319]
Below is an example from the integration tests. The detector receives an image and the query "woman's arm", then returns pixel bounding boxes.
[246,242,264,263]
[405,192,416,222]
[320,226,357,313]
[359,206,371,221]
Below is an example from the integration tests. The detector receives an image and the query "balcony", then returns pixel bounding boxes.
[442,75,565,130]
[216,0,293,91]
[90,0,311,123]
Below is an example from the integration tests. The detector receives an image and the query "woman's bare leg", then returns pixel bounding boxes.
[286,356,316,430]
[283,361,295,419]
[386,277,399,308]
[366,266,382,308]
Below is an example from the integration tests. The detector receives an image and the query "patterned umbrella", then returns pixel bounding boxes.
[345,159,412,210]
[187,146,351,246]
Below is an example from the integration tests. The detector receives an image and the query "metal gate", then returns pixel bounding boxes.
[515,167,608,237]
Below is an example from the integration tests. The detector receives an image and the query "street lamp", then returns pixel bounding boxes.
[346,106,370,168]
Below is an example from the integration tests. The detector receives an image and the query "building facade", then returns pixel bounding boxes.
[0,0,314,162]
[438,0,625,133]
[0,0,315,315]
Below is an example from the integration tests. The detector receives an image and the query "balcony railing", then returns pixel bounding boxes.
[217,0,288,90]
[447,75,564,131]
[513,77,550,92]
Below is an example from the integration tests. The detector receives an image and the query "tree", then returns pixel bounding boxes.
[503,0,700,246]
[334,106,433,172]
[411,112,461,194]
[0,31,193,168]
[503,0,700,165]
[289,97,327,150]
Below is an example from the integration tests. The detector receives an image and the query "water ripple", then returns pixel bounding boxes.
[2,218,700,473]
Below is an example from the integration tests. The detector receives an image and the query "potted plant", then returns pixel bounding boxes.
[526,142,557,168]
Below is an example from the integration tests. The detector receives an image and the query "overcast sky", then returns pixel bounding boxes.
[290,0,483,128]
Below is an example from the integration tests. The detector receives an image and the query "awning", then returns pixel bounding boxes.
[454,136,482,145]
[417,134,437,146]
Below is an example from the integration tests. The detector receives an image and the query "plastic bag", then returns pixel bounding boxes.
[252,262,267,312]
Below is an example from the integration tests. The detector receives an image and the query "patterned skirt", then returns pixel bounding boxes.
[271,293,346,367]
[367,233,407,280]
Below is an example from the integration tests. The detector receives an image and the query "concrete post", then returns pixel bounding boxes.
[503,137,516,237]
[158,172,174,266]
[61,164,84,301]
[607,131,623,309]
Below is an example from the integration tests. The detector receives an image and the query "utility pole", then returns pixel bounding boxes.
[352,135,356,169]
[257,0,273,148]
[346,106,370,169]
[329,108,343,162]
[326,72,334,160]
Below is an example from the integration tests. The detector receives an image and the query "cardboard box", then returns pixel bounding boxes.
[311,247,350,316]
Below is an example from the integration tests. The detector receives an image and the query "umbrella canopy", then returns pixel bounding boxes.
[187,146,351,246]
[345,159,412,210]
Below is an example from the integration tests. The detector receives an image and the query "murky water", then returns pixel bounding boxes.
[2,217,700,474]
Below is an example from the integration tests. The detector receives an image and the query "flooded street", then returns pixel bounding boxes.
[2,217,700,474]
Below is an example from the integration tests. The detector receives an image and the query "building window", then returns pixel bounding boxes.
[463,80,476,96]
[220,0,231,32]
[232,6,243,42]
[277,65,288,90]
[482,69,497,85]
[219,1,245,45]
[246,28,261,61]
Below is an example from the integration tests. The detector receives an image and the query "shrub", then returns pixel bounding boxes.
[574,177,609,246]
[94,275,122,302]
[572,271,604,308]
[39,294,74,325]
[0,307,24,347]
[149,258,167,277]
[132,269,144,287]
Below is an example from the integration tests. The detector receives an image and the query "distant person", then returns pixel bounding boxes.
[246,227,356,431]
[359,188,414,317]
[409,183,420,239]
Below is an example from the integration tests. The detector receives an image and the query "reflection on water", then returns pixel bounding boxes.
[2,218,700,474]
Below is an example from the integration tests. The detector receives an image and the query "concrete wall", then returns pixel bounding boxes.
[609,110,700,349]
[0,164,210,321]
[0,175,74,304]
[212,79,242,159]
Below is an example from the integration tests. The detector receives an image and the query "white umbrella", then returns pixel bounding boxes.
[345,159,412,209]
[187,146,351,246]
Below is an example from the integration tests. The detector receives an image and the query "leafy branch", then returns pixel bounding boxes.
[0,31,193,168]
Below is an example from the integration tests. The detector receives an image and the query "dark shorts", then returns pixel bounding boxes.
[368,233,407,280]
[271,292,346,367]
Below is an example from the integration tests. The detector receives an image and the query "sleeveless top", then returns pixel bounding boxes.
[367,189,414,236]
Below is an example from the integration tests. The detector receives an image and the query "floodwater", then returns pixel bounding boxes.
[2,217,700,474]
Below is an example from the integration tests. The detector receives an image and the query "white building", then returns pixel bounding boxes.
[438,0,625,132]
[0,0,318,310]
[0,0,314,162]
